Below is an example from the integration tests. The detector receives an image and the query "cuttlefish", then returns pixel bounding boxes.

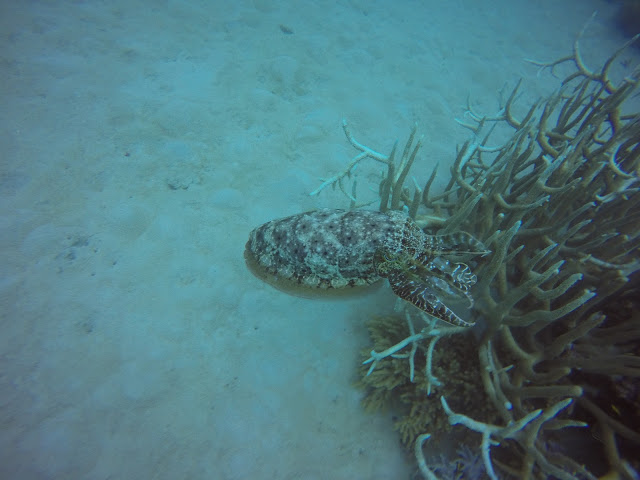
[244,209,489,327]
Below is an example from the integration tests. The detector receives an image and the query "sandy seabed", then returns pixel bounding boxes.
[1,1,635,478]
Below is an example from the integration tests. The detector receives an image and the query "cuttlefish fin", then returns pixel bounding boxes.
[387,272,476,327]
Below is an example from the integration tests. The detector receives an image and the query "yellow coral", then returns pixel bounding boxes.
[356,314,496,448]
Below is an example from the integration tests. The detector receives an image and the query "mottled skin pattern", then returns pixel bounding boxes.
[244,209,489,327]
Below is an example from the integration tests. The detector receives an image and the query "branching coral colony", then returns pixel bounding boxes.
[312,25,640,480]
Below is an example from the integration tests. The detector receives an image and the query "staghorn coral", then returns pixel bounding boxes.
[428,444,488,480]
[315,19,640,480]
[355,312,493,449]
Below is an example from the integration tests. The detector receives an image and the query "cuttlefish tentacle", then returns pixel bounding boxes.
[374,249,478,326]
[386,271,476,328]
[423,232,491,257]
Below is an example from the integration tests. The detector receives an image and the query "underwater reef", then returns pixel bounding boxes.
[314,21,640,480]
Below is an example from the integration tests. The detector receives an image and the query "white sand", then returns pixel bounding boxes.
[1,0,635,478]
